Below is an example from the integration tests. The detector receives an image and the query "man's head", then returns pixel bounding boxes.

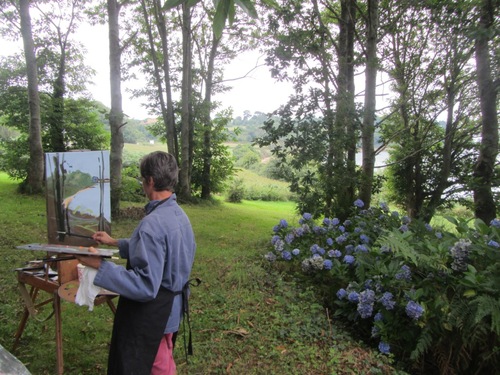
[140,151,178,192]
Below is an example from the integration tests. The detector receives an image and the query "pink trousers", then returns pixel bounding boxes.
[151,333,176,375]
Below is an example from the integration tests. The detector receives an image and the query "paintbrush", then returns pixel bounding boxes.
[56,231,96,240]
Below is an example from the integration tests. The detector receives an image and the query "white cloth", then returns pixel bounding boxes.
[75,266,101,311]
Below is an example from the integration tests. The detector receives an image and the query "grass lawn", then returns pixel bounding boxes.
[0,172,396,374]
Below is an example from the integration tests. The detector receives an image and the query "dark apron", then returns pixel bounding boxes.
[107,286,176,375]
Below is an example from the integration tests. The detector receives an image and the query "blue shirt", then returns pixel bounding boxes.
[94,194,196,333]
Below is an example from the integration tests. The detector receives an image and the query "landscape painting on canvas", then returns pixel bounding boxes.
[45,151,111,246]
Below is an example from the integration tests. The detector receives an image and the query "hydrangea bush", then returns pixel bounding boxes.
[264,200,500,374]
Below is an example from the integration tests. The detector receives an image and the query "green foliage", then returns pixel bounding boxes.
[264,200,500,374]
[226,177,244,203]
[0,94,109,180]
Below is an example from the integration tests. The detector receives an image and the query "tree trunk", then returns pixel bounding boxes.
[359,0,379,207]
[19,0,44,194]
[49,51,66,152]
[473,0,498,224]
[178,2,193,200]
[360,0,379,208]
[108,0,125,218]
[200,33,221,199]
[334,0,357,220]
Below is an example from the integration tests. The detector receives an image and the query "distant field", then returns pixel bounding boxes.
[124,142,168,153]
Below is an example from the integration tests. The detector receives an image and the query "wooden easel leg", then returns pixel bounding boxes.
[12,307,30,352]
[54,291,64,375]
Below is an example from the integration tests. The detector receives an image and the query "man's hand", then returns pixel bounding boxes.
[75,247,102,269]
[92,231,118,247]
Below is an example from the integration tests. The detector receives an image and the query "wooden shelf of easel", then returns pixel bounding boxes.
[13,257,117,375]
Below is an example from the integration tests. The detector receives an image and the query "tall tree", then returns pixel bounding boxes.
[359,0,379,207]
[19,0,44,193]
[473,0,499,223]
[108,0,125,218]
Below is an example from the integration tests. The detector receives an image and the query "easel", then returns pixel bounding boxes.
[13,256,117,375]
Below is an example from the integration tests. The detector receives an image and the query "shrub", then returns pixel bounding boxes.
[226,178,245,203]
[264,201,500,374]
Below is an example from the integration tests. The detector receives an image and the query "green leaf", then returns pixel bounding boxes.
[213,0,229,38]
[163,0,187,11]
[463,289,477,298]
[235,0,258,18]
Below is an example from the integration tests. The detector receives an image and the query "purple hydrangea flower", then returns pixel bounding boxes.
[406,300,424,320]
[488,240,500,248]
[282,251,292,261]
[271,235,280,245]
[357,289,376,318]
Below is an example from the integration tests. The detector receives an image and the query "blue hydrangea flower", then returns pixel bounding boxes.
[488,240,500,248]
[354,227,362,233]
[285,233,295,244]
[374,312,383,322]
[354,199,365,208]
[338,225,346,233]
[402,216,411,224]
[271,235,280,245]
[292,248,300,256]
[326,237,334,246]
[343,255,355,265]
[378,341,390,354]
[371,325,380,337]
[279,219,288,228]
[399,224,409,232]
[274,239,284,252]
[328,249,342,258]
[295,227,305,237]
[379,202,389,212]
[345,244,354,253]
[323,218,331,226]
[355,244,369,253]
[360,234,370,243]
[357,289,375,318]
[425,223,433,231]
[436,232,443,239]
[343,220,352,226]
[273,225,281,233]
[336,288,347,299]
[348,291,359,303]
[302,213,312,220]
[395,265,412,281]
[331,218,340,226]
[323,259,333,270]
[282,251,292,261]
[336,234,347,244]
[406,300,424,320]
[379,292,396,310]
[490,218,500,228]
[310,244,320,254]
[391,211,399,218]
